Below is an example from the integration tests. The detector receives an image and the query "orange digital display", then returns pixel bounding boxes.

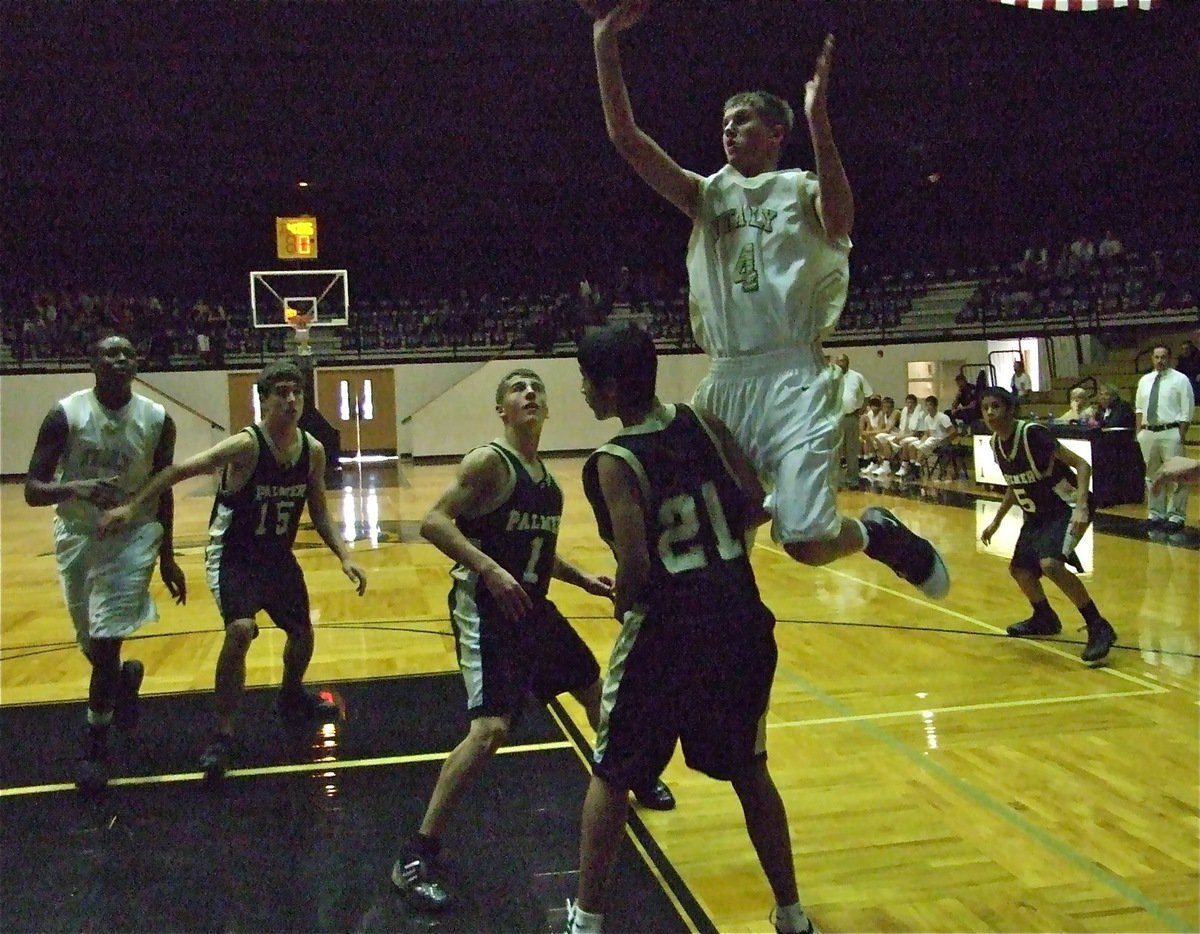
[276,216,318,260]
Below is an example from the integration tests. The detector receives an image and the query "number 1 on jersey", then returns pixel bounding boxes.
[522,535,544,584]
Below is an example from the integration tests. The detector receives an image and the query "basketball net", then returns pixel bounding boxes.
[286,311,314,356]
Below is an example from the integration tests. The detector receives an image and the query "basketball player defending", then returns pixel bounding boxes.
[569,324,818,934]
[578,0,949,597]
[26,334,187,793]
[391,368,674,914]
[100,360,367,778]
[978,388,1117,663]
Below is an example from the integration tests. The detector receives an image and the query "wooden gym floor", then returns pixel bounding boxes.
[1,460,1197,933]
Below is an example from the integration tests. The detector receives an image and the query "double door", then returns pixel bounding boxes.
[226,366,396,456]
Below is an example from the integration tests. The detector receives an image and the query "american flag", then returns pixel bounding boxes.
[990,0,1159,9]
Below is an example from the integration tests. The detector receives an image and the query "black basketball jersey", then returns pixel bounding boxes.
[583,404,767,617]
[208,424,311,552]
[990,420,1077,517]
[455,443,562,602]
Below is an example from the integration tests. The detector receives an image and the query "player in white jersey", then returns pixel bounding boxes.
[579,0,948,605]
[25,334,187,793]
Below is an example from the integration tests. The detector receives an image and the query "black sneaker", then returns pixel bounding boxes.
[76,725,109,796]
[391,850,450,912]
[860,507,951,599]
[276,688,339,723]
[631,778,676,811]
[1006,614,1062,637]
[114,659,145,731]
[1081,618,1117,664]
[199,733,235,782]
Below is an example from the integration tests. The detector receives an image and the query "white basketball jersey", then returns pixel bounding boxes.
[55,389,166,529]
[686,165,851,358]
[897,405,925,435]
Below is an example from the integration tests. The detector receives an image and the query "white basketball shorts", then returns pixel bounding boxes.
[55,518,162,650]
[692,348,843,544]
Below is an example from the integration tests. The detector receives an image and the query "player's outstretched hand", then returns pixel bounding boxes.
[98,503,133,539]
[584,574,616,600]
[343,558,368,596]
[78,475,126,512]
[161,556,187,605]
[1151,456,1200,494]
[805,34,835,122]
[578,0,648,32]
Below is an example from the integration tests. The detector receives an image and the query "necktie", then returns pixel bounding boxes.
[1147,373,1161,424]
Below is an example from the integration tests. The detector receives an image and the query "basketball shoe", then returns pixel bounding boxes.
[860,506,950,598]
[1081,618,1117,663]
[391,840,450,912]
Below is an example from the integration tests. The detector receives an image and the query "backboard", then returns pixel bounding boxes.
[250,269,350,329]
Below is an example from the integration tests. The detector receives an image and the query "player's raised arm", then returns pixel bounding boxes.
[805,34,854,241]
[581,0,702,219]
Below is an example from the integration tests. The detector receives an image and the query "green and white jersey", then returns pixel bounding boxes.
[686,165,851,357]
[54,389,165,531]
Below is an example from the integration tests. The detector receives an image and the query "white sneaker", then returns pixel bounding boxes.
[896,464,911,478]
[875,462,892,476]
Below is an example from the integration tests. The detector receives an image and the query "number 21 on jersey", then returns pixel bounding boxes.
[657,481,743,574]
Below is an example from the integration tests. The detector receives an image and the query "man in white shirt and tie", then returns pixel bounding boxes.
[836,353,872,488]
[1135,344,1195,531]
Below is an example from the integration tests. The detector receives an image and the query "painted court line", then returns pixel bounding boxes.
[759,544,1168,693]
[767,687,1163,729]
[544,702,708,934]
[772,663,1193,932]
[0,739,572,798]
[758,547,1193,930]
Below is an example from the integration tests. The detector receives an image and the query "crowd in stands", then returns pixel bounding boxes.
[0,273,699,368]
[955,235,1195,327]
[3,231,1194,371]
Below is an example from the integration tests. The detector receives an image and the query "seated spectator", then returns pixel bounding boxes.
[879,396,900,434]
[1177,340,1200,392]
[896,396,955,479]
[869,394,925,477]
[1098,230,1124,268]
[1091,384,1135,429]
[858,395,889,473]
[1058,387,1095,425]
[947,373,980,430]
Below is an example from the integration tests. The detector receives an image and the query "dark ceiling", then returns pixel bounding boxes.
[4,0,1197,299]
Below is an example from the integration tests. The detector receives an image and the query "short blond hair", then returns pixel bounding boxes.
[722,90,794,137]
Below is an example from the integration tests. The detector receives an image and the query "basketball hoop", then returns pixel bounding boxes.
[286,311,314,356]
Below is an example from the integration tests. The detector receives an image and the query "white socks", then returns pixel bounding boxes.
[775,901,813,934]
[567,902,603,934]
[86,708,114,727]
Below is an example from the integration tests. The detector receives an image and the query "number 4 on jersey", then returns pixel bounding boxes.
[733,244,760,293]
